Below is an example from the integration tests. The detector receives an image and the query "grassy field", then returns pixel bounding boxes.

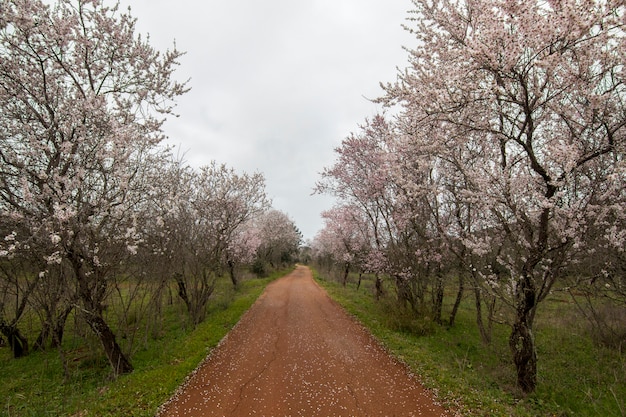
[314,269,626,417]
[0,269,290,417]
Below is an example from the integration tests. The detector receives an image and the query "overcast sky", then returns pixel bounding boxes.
[119,0,414,240]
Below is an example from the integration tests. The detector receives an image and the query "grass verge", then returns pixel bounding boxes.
[1,268,291,417]
[314,269,626,417]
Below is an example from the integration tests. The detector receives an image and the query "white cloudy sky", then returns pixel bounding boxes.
[119,0,415,240]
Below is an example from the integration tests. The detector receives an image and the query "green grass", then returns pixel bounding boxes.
[314,269,626,417]
[0,268,291,417]
[4,266,623,416]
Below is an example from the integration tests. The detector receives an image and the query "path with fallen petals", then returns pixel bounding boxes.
[158,265,450,417]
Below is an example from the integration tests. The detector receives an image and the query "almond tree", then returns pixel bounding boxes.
[316,205,371,287]
[254,210,302,272]
[393,115,499,336]
[0,0,187,375]
[317,115,400,300]
[199,163,270,288]
[147,161,269,325]
[226,220,263,279]
[318,115,447,311]
[382,0,626,392]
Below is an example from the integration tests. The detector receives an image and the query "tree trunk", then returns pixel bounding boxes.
[509,316,537,393]
[71,252,133,376]
[432,273,444,324]
[83,311,134,376]
[51,305,73,349]
[175,274,192,313]
[34,321,51,351]
[509,274,538,393]
[227,259,238,288]
[375,274,384,300]
[356,272,362,291]
[474,286,492,345]
[0,322,29,358]
[176,272,215,326]
[448,274,464,327]
[342,262,350,287]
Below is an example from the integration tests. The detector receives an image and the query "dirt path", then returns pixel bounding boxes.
[158,266,450,416]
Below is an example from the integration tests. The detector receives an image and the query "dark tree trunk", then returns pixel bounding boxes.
[227,259,238,289]
[70,252,133,376]
[415,271,427,309]
[34,322,51,351]
[509,317,537,394]
[474,286,492,345]
[51,305,73,348]
[356,272,362,291]
[509,273,538,393]
[176,274,192,313]
[83,312,133,376]
[0,271,39,358]
[342,262,350,287]
[375,274,384,300]
[449,274,464,327]
[175,272,215,326]
[507,191,553,394]
[0,322,29,358]
[432,273,444,324]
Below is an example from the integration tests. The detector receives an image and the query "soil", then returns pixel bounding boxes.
[158,265,451,417]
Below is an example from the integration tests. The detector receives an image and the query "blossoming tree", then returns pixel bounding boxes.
[0,0,187,375]
[254,210,302,272]
[382,0,626,392]
[315,205,371,287]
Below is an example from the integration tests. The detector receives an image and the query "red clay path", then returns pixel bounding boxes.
[158,265,450,417]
